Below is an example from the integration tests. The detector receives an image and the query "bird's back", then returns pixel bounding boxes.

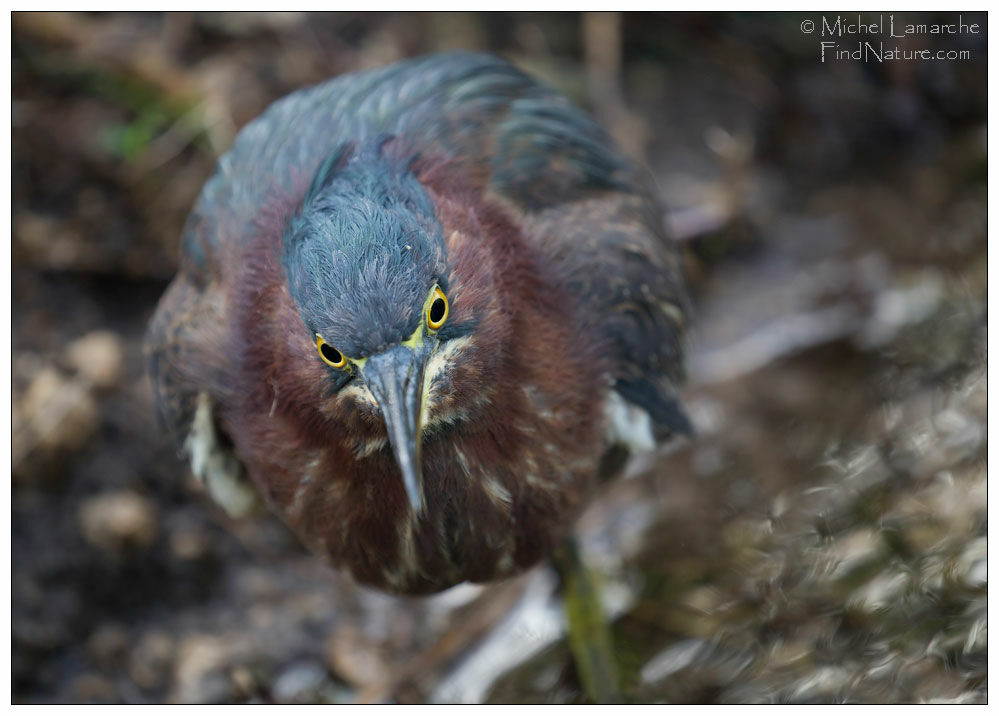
[179,52,688,443]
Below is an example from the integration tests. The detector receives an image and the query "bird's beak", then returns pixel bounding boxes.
[360,343,430,514]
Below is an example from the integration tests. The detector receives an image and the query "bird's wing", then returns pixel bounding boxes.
[145,269,233,443]
[145,271,259,516]
[516,191,691,439]
[451,57,691,438]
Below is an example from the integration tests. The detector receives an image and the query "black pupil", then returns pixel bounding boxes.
[320,343,342,365]
[429,297,446,324]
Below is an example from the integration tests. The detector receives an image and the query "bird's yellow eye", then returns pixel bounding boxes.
[427,286,449,330]
[316,335,346,368]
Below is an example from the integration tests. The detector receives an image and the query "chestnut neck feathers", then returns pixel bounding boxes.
[229,158,606,592]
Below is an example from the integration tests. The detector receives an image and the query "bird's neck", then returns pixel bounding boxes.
[415,158,609,433]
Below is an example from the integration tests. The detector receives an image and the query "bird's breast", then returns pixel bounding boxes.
[241,375,605,594]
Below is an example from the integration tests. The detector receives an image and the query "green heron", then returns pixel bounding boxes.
[147,52,689,698]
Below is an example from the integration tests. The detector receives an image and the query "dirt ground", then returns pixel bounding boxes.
[11,12,987,704]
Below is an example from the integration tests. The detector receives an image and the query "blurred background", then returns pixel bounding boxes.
[11,12,986,704]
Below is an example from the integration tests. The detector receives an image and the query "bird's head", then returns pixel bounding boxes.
[281,137,479,514]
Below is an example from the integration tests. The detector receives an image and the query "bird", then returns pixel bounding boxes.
[146,51,689,689]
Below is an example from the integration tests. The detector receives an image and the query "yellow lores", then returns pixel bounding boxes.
[314,284,449,368]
